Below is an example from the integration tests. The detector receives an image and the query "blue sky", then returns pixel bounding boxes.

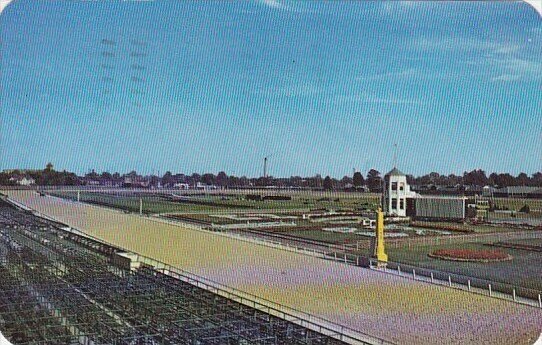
[1,0,541,177]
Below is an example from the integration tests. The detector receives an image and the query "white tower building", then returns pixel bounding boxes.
[383,167,415,217]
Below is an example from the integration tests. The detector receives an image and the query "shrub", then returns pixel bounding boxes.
[519,204,530,213]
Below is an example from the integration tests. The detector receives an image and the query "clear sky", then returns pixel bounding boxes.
[1,0,541,177]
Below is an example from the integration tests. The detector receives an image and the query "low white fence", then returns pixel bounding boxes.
[368,259,542,309]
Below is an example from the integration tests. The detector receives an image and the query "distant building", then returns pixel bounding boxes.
[482,185,497,197]
[9,176,35,186]
[414,196,467,221]
[383,168,417,217]
[173,183,190,189]
[196,182,217,190]
[493,186,542,198]
[383,167,468,221]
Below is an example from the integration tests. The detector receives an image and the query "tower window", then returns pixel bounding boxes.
[391,182,398,191]
[400,198,405,210]
[391,198,397,209]
[399,183,404,191]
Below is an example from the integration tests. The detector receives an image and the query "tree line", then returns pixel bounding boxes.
[1,164,541,191]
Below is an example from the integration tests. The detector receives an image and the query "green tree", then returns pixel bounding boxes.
[353,171,364,187]
[323,176,333,190]
[366,169,382,192]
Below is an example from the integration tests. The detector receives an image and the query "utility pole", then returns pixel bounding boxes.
[263,157,268,178]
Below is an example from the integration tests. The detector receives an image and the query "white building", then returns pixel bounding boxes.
[9,176,35,186]
[383,167,416,217]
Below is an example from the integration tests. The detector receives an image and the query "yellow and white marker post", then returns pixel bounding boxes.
[374,208,388,267]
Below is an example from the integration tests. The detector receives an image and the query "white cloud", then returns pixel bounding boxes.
[380,1,433,15]
[410,37,540,82]
[490,57,542,82]
[257,0,314,13]
[412,37,521,55]
[334,93,424,106]
[356,68,451,82]
[356,68,418,81]
[253,83,325,97]
[261,0,285,10]
[491,74,522,82]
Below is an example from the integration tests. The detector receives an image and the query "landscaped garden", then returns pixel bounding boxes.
[428,248,512,262]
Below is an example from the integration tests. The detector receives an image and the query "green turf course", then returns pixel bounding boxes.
[388,242,542,292]
[48,190,380,214]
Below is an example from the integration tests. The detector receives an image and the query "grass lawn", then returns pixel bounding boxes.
[280,229,369,244]
[388,242,542,292]
[48,190,380,214]
[505,238,542,247]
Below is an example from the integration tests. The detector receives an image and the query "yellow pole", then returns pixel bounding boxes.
[375,208,388,263]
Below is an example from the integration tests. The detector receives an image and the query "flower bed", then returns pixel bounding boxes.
[410,221,474,233]
[428,248,512,262]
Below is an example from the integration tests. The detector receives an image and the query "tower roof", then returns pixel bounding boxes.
[386,167,405,177]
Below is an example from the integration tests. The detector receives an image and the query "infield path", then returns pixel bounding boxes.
[5,190,542,345]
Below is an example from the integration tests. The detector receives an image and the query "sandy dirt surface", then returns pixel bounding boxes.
[4,190,542,345]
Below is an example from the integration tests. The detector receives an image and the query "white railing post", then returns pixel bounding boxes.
[413,269,416,280]
[448,276,452,287]
[468,280,471,291]
[430,272,434,283]
[488,284,492,297]
[398,266,401,275]
[538,294,541,308]
[512,289,516,302]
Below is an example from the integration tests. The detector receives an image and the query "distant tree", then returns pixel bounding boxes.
[228,175,239,187]
[447,174,461,186]
[307,174,323,188]
[353,172,364,187]
[239,176,249,186]
[162,171,175,187]
[85,169,99,179]
[366,169,382,192]
[492,173,515,188]
[340,176,353,189]
[45,162,54,171]
[323,176,333,191]
[429,172,441,184]
[489,173,499,186]
[517,172,530,186]
[463,169,488,186]
[216,171,229,187]
[0,172,17,186]
[201,173,216,185]
[101,171,112,179]
[532,172,542,187]
[419,175,431,185]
